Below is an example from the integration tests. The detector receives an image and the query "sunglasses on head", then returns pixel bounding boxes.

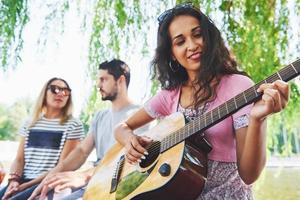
[47,85,71,96]
[157,3,199,25]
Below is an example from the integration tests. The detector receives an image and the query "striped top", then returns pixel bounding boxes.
[19,116,84,179]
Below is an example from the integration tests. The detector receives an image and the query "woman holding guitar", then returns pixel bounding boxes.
[115,3,290,199]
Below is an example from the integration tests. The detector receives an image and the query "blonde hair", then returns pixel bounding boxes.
[30,77,73,127]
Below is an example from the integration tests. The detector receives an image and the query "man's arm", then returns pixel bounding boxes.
[55,133,95,172]
[43,167,96,193]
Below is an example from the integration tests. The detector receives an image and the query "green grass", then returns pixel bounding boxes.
[254,167,300,200]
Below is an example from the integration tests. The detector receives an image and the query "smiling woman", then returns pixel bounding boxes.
[112,3,290,200]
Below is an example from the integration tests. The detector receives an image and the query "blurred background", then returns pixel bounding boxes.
[0,0,300,199]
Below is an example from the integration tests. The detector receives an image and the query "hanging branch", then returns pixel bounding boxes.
[0,0,29,71]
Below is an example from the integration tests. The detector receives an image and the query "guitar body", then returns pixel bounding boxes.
[84,113,207,200]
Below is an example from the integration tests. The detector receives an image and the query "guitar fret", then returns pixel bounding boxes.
[199,116,205,131]
[173,133,177,145]
[171,134,175,146]
[188,124,192,138]
[179,130,184,140]
[277,71,282,80]
[279,66,293,81]
[168,136,172,149]
[253,86,258,97]
[164,136,167,149]
[233,97,237,109]
[212,109,218,123]
[242,92,247,103]
[244,87,255,103]
[161,140,164,151]
[225,101,229,113]
[291,63,297,73]
[266,73,279,83]
[218,106,221,119]
[197,117,201,132]
[227,99,235,113]
[206,111,211,125]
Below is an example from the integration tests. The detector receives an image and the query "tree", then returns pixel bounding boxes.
[0,0,29,71]
[0,98,32,140]
[1,0,299,154]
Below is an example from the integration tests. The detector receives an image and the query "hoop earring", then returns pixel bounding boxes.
[169,60,180,72]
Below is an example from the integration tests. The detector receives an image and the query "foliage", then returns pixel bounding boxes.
[0,0,29,71]
[79,86,111,132]
[81,0,167,126]
[36,0,71,49]
[0,0,299,154]
[0,99,32,140]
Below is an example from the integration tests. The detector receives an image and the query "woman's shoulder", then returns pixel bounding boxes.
[216,74,254,99]
[66,116,83,126]
[223,73,253,83]
[155,86,181,99]
[221,74,254,89]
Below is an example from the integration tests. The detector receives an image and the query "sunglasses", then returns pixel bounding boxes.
[157,3,199,25]
[47,85,71,96]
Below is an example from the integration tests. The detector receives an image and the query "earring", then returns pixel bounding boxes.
[169,60,180,72]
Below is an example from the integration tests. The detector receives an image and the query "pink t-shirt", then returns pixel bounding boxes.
[144,74,254,162]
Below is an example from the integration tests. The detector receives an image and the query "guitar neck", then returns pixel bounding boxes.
[160,59,300,153]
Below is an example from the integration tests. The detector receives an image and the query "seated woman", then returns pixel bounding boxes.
[0,77,84,200]
[114,3,290,200]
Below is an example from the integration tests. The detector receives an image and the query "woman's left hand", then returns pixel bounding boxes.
[16,182,30,192]
[250,80,289,122]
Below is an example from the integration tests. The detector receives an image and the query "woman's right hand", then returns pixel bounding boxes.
[124,135,152,164]
[2,180,20,200]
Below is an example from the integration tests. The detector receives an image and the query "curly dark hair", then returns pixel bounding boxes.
[151,4,247,108]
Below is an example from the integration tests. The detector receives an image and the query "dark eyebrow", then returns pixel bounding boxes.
[172,25,201,41]
[192,26,201,32]
[172,34,183,41]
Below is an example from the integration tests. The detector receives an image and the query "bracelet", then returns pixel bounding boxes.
[8,176,21,183]
[9,172,21,178]
[8,172,22,183]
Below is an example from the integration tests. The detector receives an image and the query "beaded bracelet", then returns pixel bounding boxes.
[8,176,21,183]
[9,172,21,179]
[8,172,21,183]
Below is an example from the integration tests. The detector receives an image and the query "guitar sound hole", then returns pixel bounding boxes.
[139,141,161,168]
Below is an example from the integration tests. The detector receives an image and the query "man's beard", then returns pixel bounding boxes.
[101,90,118,101]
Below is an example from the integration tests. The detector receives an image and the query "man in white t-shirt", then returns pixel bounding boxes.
[29,59,148,200]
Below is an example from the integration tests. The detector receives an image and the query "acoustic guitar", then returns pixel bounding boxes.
[83,59,300,200]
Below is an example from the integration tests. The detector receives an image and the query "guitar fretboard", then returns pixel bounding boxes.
[160,59,300,153]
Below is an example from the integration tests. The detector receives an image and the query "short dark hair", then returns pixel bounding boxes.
[99,59,131,87]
